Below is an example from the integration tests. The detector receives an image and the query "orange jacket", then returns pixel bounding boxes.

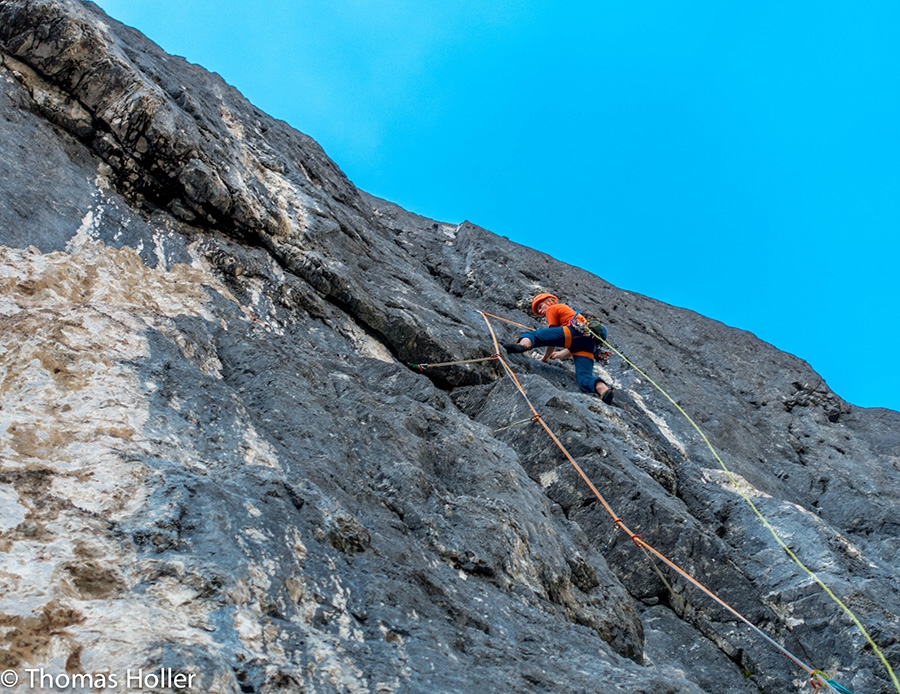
[544,303,578,328]
[545,303,593,358]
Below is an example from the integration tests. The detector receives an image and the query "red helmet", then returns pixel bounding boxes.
[531,293,557,315]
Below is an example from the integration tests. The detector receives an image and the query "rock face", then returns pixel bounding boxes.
[1,2,898,693]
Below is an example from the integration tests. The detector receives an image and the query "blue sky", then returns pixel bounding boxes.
[93,1,900,412]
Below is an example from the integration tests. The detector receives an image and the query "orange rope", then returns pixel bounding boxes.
[480,311,820,680]
[479,310,534,331]
[482,313,621,521]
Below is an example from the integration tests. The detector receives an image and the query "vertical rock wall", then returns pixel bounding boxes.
[1,2,898,693]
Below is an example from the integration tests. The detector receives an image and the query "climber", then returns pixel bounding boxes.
[503,293,614,405]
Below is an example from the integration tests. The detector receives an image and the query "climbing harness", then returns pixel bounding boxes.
[568,309,606,339]
[560,307,613,364]
[410,307,894,693]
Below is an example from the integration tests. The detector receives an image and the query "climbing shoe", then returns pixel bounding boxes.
[503,342,529,354]
[601,388,614,405]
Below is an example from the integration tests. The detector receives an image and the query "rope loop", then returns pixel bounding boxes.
[530,413,543,423]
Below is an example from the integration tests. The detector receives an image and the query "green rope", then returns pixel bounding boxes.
[588,328,895,694]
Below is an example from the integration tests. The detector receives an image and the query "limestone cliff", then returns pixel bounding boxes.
[1,2,898,692]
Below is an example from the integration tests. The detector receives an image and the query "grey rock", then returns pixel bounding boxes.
[1,2,898,693]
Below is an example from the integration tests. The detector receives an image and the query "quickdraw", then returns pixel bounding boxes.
[811,671,854,694]
[410,354,499,371]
